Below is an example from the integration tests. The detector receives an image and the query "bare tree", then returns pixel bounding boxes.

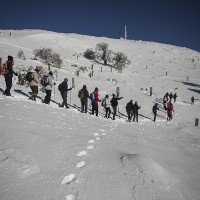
[113,52,131,73]
[96,42,111,65]
[17,50,25,60]
[83,48,96,60]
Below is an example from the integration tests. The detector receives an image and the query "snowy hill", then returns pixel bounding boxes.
[0,29,200,200]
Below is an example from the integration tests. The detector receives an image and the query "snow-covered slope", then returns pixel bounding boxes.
[0,29,200,200]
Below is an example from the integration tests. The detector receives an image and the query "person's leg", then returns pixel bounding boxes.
[108,108,111,118]
[81,101,84,112]
[92,101,95,115]
[85,101,88,113]
[113,107,117,120]
[105,108,108,118]
[95,102,99,116]
[46,90,51,104]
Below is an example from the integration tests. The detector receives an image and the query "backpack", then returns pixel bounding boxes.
[0,62,8,76]
[101,98,106,107]
[78,89,84,98]
[58,83,63,91]
[41,75,49,87]
[90,92,95,101]
[25,71,33,82]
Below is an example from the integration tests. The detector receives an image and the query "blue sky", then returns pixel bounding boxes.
[0,0,200,52]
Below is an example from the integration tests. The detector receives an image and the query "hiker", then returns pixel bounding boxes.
[104,95,111,119]
[59,78,72,108]
[152,103,159,122]
[110,94,123,120]
[132,101,141,122]
[167,101,174,121]
[42,71,55,104]
[2,56,18,96]
[191,96,194,105]
[169,92,173,101]
[126,100,134,122]
[28,67,40,101]
[173,93,178,103]
[78,85,89,113]
[163,96,168,110]
[164,92,169,101]
[90,87,101,116]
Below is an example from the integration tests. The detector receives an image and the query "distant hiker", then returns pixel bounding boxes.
[126,100,134,122]
[167,101,174,121]
[78,85,89,113]
[169,92,173,101]
[28,67,40,101]
[42,71,55,104]
[59,78,72,108]
[90,87,101,116]
[110,94,123,120]
[152,103,159,122]
[173,93,178,103]
[132,101,141,122]
[163,96,168,110]
[104,95,111,119]
[191,96,195,105]
[2,56,18,96]
[164,92,169,101]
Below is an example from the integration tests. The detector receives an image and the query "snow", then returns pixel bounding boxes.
[0,29,200,200]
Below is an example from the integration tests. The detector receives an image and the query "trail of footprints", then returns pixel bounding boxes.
[61,131,107,200]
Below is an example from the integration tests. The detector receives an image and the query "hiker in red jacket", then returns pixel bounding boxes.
[167,102,174,121]
[91,87,101,116]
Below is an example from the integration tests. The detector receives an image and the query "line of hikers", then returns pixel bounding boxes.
[2,55,195,123]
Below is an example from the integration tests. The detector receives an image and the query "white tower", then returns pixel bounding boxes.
[125,25,127,39]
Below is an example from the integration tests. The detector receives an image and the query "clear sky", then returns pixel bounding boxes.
[0,0,200,52]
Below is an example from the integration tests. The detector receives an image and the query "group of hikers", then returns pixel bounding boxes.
[0,55,197,123]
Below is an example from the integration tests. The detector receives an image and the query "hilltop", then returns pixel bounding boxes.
[0,29,200,200]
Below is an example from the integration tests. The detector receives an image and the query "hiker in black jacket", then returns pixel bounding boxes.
[110,94,123,120]
[126,100,134,122]
[3,56,18,96]
[59,78,72,108]
[152,103,159,122]
[132,101,141,122]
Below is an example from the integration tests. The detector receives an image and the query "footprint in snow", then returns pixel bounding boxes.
[87,145,94,150]
[93,133,99,136]
[102,132,106,136]
[76,161,86,168]
[96,137,101,140]
[61,174,76,185]
[77,151,87,157]
[88,140,95,144]
[65,195,75,200]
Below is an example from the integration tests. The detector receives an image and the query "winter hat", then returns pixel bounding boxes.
[105,95,109,98]
[64,78,68,82]
[95,87,99,91]
[49,71,53,76]
[8,55,13,62]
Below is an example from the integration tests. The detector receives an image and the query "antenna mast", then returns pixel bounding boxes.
[125,25,127,39]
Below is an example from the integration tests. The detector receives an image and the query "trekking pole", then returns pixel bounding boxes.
[54,84,55,101]
[118,106,120,119]
[70,90,72,105]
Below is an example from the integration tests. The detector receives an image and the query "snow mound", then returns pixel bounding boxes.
[120,154,183,200]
